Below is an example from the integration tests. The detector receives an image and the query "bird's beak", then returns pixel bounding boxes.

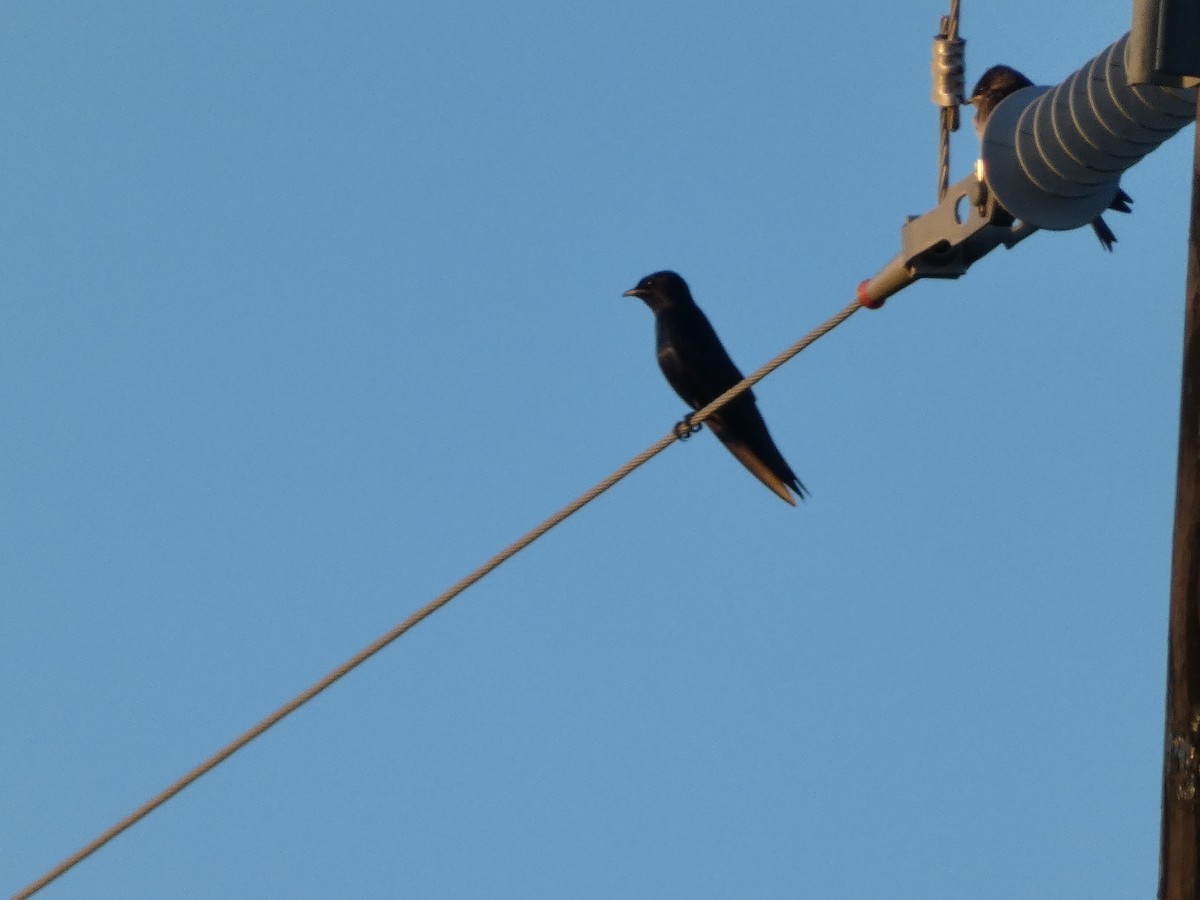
[622,287,643,298]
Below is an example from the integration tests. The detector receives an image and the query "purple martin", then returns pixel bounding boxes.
[968,64,1132,251]
[623,271,806,505]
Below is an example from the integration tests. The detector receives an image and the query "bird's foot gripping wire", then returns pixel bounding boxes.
[673,413,703,441]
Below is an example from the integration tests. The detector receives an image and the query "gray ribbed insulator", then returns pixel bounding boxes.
[980,32,1196,230]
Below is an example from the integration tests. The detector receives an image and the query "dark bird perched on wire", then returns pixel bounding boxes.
[968,64,1133,251]
[623,271,806,505]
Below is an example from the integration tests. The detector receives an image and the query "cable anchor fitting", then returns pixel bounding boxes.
[931,23,966,113]
[856,172,1038,309]
[931,7,966,200]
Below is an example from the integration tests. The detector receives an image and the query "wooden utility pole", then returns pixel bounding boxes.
[1159,92,1200,900]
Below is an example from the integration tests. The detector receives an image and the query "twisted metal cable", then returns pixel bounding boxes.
[938,109,956,200]
[12,298,862,900]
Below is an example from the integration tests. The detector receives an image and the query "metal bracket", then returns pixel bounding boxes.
[858,172,1038,308]
[907,173,1036,272]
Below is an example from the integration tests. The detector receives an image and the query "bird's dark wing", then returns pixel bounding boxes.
[660,306,806,503]
[651,293,804,503]
[655,305,754,411]
[707,397,807,504]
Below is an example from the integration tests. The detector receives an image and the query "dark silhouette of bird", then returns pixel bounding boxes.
[968,64,1132,251]
[623,270,806,505]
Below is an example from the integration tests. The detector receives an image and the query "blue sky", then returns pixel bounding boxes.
[2,2,1191,897]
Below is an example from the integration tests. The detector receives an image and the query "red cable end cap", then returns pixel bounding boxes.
[857,279,885,310]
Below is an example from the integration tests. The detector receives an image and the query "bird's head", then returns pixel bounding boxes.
[967,64,1034,127]
[622,270,692,312]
